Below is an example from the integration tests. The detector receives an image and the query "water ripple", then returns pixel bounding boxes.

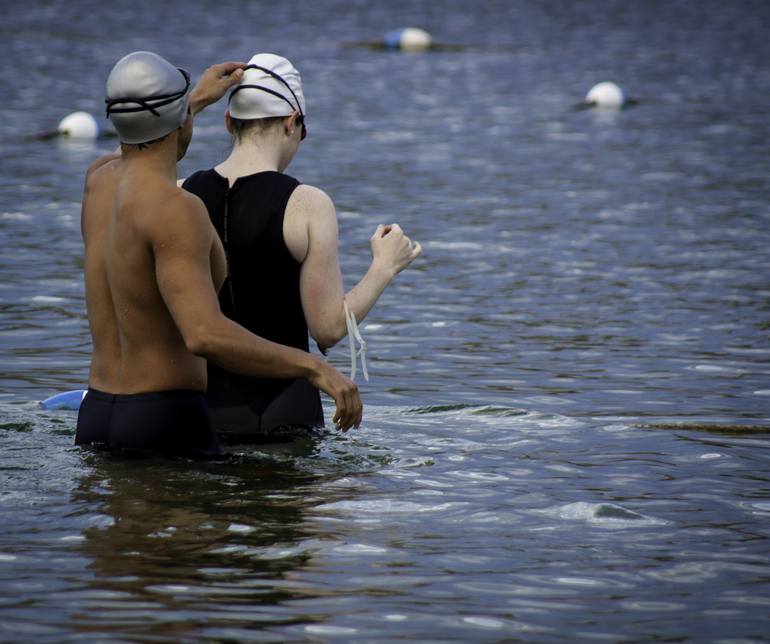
[1,0,769,641]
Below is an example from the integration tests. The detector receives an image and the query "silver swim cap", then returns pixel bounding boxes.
[105,51,191,144]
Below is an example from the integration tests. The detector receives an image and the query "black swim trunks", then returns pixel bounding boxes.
[75,389,223,459]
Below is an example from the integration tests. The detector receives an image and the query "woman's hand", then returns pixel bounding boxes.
[370,224,422,277]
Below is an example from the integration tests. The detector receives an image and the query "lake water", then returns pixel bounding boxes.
[1,0,769,640]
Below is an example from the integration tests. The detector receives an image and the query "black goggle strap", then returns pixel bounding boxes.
[229,64,304,120]
[105,68,190,118]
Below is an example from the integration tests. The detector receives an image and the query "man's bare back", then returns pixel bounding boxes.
[82,148,227,394]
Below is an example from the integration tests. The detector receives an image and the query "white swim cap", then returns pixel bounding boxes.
[228,53,306,120]
[105,51,191,144]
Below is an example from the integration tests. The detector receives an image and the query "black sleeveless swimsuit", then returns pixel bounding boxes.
[182,169,324,441]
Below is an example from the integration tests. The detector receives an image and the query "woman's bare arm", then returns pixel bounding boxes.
[288,185,421,350]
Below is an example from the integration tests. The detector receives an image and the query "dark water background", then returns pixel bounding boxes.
[1,0,769,640]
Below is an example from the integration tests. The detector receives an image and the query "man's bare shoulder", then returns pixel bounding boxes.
[172,184,209,218]
[84,152,121,183]
[142,184,213,240]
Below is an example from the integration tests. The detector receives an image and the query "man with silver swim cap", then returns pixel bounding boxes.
[105,51,191,145]
[75,52,362,458]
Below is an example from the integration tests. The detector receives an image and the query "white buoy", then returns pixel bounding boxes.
[57,111,100,139]
[401,27,432,50]
[383,27,432,51]
[585,82,625,109]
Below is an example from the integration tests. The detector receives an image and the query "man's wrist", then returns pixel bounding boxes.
[189,93,204,116]
[303,353,326,381]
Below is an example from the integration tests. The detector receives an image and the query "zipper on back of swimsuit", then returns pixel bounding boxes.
[222,186,237,317]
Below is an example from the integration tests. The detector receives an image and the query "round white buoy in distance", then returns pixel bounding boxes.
[383,27,432,51]
[400,27,432,50]
[585,82,625,109]
[57,111,100,139]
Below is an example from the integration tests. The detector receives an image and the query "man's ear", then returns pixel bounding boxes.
[224,110,234,134]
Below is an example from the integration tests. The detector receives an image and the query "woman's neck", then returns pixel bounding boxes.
[215,140,283,185]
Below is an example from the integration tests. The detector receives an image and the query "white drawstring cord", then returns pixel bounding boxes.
[343,299,369,382]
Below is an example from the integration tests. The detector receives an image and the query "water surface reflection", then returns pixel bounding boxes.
[69,442,352,638]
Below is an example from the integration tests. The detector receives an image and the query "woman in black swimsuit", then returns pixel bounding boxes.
[183,53,421,443]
